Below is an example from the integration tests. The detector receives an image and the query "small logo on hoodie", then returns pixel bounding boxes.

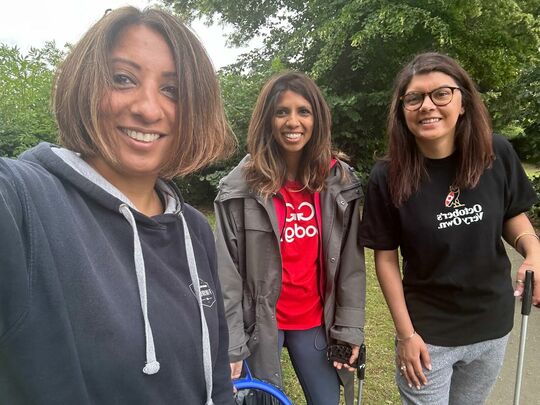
[190,278,216,308]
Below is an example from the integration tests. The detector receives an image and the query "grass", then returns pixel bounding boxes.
[523,162,540,178]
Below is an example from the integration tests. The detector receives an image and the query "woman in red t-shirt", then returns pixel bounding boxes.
[215,72,366,405]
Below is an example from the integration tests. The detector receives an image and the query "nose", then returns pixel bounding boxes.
[286,113,300,128]
[130,85,165,123]
[419,94,436,111]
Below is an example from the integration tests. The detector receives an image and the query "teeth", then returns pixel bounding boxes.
[420,118,441,124]
[123,129,160,142]
[284,133,302,140]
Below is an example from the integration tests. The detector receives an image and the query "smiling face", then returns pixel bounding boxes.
[90,24,178,185]
[403,71,464,158]
[272,90,314,165]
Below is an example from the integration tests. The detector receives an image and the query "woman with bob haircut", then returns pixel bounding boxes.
[360,52,539,404]
[0,7,236,405]
[214,71,366,405]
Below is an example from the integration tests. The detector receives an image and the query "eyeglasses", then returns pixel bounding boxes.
[400,86,461,111]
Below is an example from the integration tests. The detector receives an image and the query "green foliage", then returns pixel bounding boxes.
[530,175,540,224]
[3,2,539,206]
[164,0,540,177]
[0,42,64,157]
[506,64,540,164]
[219,65,269,155]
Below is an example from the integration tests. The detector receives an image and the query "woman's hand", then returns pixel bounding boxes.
[514,257,540,307]
[503,214,540,307]
[396,332,431,389]
[230,361,243,380]
[332,343,360,372]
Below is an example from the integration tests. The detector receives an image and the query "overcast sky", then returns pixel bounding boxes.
[0,0,250,69]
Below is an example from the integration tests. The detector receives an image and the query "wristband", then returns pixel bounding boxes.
[514,232,539,249]
[396,330,416,342]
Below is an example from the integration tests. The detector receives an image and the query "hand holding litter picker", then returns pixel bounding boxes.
[513,270,534,405]
[356,344,366,405]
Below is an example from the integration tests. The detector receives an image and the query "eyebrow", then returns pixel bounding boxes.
[276,103,312,108]
[406,85,455,93]
[110,57,177,78]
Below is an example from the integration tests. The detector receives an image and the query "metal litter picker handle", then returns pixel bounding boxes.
[356,344,366,404]
[513,270,534,405]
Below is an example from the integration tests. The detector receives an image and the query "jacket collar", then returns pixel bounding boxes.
[217,155,360,201]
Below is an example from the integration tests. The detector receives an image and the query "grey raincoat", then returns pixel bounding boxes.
[214,155,366,404]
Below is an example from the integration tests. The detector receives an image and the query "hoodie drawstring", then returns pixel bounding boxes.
[179,212,214,405]
[54,148,213,400]
[119,204,214,404]
[119,204,160,375]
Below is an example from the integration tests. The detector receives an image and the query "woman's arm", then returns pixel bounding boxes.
[502,213,540,306]
[210,253,236,403]
[329,197,365,372]
[374,249,431,389]
[0,161,30,342]
[213,199,250,378]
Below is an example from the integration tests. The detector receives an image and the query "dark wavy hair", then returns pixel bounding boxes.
[386,52,494,206]
[245,72,346,197]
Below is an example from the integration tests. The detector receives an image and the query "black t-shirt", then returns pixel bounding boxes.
[359,134,538,346]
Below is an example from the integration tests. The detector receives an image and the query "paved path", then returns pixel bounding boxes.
[486,244,539,405]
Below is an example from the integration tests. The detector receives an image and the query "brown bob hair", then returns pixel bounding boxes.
[386,52,494,206]
[244,71,346,197]
[53,7,235,178]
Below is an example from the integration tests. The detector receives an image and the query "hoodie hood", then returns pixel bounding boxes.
[216,155,252,198]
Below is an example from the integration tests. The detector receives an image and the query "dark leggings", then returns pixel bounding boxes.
[278,326,340,405]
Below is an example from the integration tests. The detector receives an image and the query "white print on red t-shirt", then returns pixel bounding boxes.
[282,202,319,243]
[436,186,484,229]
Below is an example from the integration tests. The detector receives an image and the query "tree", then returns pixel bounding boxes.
[505,64,540,163]
[0,42,64,157]
[164,0,540,174]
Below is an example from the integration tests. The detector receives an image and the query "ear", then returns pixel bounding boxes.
[460,106,465,115]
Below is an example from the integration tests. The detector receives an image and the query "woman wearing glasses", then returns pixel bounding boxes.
[360,52,539,404]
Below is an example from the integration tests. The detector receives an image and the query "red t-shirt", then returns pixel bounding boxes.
[274,181,323,330]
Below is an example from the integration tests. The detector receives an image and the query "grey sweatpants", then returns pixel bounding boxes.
[396,334,509,405]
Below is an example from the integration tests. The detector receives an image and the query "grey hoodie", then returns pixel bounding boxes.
[0,143,233,404]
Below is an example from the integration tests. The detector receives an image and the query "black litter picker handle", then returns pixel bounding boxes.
[513,270,534,405]
[357,344,366,381]
[327,344,357,367]
[521,270,534,316]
